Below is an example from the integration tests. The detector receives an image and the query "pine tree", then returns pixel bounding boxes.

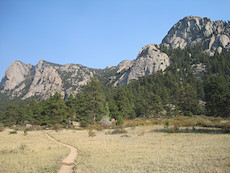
[4,104,18,126]
[177,84,201,115]
[45,92,68,124]
[115,87,135,119]
[77,78,106,124]
[66,94,76,120]
[205,76,230,117]
[108,96,120,119]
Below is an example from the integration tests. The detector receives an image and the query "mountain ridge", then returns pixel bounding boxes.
[1,16,229,100]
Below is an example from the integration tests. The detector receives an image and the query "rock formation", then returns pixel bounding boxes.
[22,59,64,99]
[0,59,117,100]
[113,44,170,86]
[1,61,32,91]
[1,16,229,100]
[162,16,230,55]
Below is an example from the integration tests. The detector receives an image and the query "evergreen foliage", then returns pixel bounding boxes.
[76,77,106,125]
[0,46,230,127]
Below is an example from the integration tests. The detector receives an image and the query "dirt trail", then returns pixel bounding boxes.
[45,133,77,173]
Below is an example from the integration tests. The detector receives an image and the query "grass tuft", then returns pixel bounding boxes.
[88,129,96,137]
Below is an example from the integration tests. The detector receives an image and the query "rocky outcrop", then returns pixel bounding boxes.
[162,16,230,55]
[191,63,207,80]
[55,63,94,97]
[0,45,170,99]
[1,16,229,100]
[0,59,116,100]
[23,59,64,99]
[0,61,34,98]
[113,44,170,86]
[1,61,32,91]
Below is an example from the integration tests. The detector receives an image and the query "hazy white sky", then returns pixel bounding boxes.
[0,0,230,79]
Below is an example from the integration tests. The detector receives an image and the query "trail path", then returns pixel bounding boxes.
[45,133,77,173]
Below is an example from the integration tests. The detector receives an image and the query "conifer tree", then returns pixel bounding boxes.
[115,87,136,119]
[205,76,230,117]
[177,84,201,115]
[45,92,68,124]
[77,78,106,124]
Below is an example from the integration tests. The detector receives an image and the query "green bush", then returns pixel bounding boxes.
[9,130,17,134]
[24,129,28,136]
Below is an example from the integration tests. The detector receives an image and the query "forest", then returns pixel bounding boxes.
[0,46,230,127]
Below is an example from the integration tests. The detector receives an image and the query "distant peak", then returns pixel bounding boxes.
[37,58,44,69]
[181,16,212,23]
[182,16,202,20]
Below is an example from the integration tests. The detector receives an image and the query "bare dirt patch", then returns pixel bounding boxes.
[45,133,77,173]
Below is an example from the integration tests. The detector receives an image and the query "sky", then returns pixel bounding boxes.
[0,0,230,79]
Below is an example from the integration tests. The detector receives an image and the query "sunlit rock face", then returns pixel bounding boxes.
[162,16,230,55]
[113,44,170,86]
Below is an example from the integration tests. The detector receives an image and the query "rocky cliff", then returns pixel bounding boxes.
[0,44,170,99]
[162,16,230,55]
[22,59,64,99]
[112,44,170,86]
[1,16,229,100]
[0,58,119,100]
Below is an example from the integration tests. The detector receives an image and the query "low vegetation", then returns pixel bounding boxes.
[0,116,229,172]
[0,129,69,173]
[0,46,229,172]
[49,125,230,173]
[1,47,230,128]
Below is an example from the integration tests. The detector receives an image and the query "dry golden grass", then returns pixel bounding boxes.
[0,129,69,173]
[50,125,230,173]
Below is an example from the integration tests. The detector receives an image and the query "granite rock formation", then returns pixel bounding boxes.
[162,16,230,55]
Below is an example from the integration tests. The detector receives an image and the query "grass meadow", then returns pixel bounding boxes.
[0,119,230,173]
[50,125,230,173]
[0,129,69,173]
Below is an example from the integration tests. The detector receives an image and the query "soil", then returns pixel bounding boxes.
[45,133,77,173]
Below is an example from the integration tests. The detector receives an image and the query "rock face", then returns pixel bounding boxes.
[1,61,32,91]
[112,44,170,86]
[1,16,229,100]
[0,61,34,98]
[191,63,207,80]
[162,16,230,55]
[23,59,64,99]
[0,45,170,99]
[0,59,117,100]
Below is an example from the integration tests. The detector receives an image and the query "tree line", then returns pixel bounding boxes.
[0,46,230,126]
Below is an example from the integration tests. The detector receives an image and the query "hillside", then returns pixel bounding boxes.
[1,16,229,101]
[0,16,230,125]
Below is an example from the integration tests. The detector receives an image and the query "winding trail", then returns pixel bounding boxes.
[45,133,77,173]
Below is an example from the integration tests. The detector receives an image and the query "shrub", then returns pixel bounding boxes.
[88,129,96,137]
[0,126,5,132]
[116,115,124,126]
[24,129,28,136]
[9,130,17,134]
[166,125,180,133]
[124,120,136,128]
[221,122,230,133]
[87,124,105,131]
[111,127,127,134]
[52,124,63,131]
[164,120,169,129]
[80,121,89,128]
